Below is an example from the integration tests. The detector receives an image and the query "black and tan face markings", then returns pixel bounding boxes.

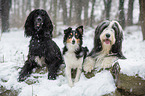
[66,31,80,44]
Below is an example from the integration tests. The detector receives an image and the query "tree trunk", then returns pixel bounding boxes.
[83,0,89,26]
[127,0,134,26]
[53,0,57,37]
[68,0,73,25]
[90,0,96,27]
[49,0,53,15]
[34,0,40,9]
[118,0,125,29]
[0,0,1,25]
[60,0,68,25]
[139,0,145,40]
[43,0,47,10]
[74,0,82,25]
[26,0,31,12]
[1,0,11,32]
[22,0,25,18]
[0,0,1,19]
[104,0,112,20]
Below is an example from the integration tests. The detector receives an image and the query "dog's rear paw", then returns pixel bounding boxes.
[18,75,27,82]
[48,74,56,80]
[68,81,74,87]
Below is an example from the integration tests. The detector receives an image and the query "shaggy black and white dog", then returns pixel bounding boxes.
[18,9,63,81]
[83,21,126,73]
[63,26,88,87]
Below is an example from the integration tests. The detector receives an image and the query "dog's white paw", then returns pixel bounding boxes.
[83,57,95,73]
[68,81,74,87]
[83,64,94,73]
[74,78,79,83]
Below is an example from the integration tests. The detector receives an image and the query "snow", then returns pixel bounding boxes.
[119,26,145,79]
[0,28,114,96]
[0,25,145,95]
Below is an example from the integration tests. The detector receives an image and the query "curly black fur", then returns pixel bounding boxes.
[24,9,53,38]
[18,9,63,81]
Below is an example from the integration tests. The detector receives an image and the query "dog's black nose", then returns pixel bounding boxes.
[38,18,42,21]
[72,40,75,44]
[106,33,110,38]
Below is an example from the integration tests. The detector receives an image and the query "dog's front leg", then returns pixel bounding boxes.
[18,56,37,81]
[83,56,95,73]
[66,66,73,87]
[74,67,82,83]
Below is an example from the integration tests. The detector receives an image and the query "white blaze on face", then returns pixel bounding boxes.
[100,28,116,45]
[66,31,80,52]
[99,21,116,54]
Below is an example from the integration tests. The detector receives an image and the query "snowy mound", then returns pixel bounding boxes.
[0,26,145,95]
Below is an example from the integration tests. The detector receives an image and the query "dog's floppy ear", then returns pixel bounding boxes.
[64,27,72,34]
[93,21,110,53]
[111,21,126,59]
[24,9,38,37]
[42,10,53,38]
[76,26,83,35]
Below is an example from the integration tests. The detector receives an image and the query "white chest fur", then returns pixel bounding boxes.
[35,56,45,67]
[64,52,83,69]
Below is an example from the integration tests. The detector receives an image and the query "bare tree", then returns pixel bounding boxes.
[118,0,125,29]
[90,0,96,27]
[26,0,31,12]
[74,0,83,25]
[0,0,1,18]
[34,0,40,9]
[127,0,134,26]
[60,0,68,25]
[83,0,89,26]
[68,0,73,25]
[49,0,53,15]
[53,0,57,37]
[1,0,11,32]
[104,0,112,20]
[22,0,25,18]
[139,0,145,40]
[43,0,47,10]
[0,0,1,25]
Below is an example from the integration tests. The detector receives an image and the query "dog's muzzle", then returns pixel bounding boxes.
[35,16,43,31]
[72,39,75,44]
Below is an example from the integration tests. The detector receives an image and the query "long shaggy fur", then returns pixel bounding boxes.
[18,9,63,81]
[83,20,126,72]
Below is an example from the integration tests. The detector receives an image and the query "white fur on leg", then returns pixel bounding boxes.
[83,57,95,73]
[74,68,82,83]
[95,56,118,69]
[65,66,74,87]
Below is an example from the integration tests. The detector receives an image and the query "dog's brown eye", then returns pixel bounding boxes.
[70,33,72,35]
[75,33,78,36]
[69,36,71,38]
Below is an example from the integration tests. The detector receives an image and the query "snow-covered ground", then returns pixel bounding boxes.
[119,26,145,79]
[0,25,145,96]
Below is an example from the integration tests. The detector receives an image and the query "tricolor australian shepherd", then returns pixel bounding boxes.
[63,26,88,87]
[18,9,63,81]
[83,21,126,73]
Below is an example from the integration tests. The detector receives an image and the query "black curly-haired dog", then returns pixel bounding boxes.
[18,9,63,81]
